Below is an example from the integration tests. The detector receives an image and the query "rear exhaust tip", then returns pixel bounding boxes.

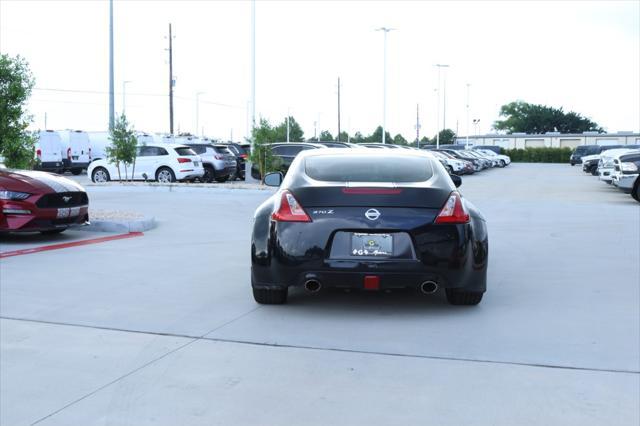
[304,279,322,293]
[420,281,438,294]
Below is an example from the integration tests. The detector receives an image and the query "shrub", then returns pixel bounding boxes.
[501,147,572,163]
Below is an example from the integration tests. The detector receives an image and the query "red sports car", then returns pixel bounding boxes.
[0,169,89,234]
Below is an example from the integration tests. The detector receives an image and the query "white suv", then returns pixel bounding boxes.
[88,144,204,183]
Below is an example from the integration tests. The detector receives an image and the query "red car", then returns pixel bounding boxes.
[0,169,89,234]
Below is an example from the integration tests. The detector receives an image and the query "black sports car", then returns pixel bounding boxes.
[251,149,489,305]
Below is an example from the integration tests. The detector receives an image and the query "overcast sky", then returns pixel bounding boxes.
[1,0,638,141]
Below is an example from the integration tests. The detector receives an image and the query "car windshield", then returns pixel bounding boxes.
[174,147,197,156]
[305,155,433,182]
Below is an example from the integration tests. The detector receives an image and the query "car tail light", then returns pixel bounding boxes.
[272,190,311,222]
[67,147,72,160]
[215,154,224,160]
[36,148,42,159]
[434,191,469,224]
[177,157,192,163]
[240,154,248,159]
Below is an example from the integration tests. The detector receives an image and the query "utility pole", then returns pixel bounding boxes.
[108,0,114,129]
[376,27,394,144]
[337,77,341,142]
[415,103,420,145]
[168,23,174,134]
[465,83,470,148]
[434,64,449,148]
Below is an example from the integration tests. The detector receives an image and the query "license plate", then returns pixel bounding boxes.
[351,233,393,257]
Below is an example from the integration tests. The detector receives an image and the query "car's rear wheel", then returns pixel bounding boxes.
[253,287,288,304]
[202,165,214,183]
[156,167,176,183]
[92,167,110,183]
[500,160,506,167]
[445,289,483,306]
[40,229,65,235]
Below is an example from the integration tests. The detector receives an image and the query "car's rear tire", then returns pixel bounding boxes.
[500,160,506,167]
[91,167,110,183]
[202,165,214,183]
[253,287,288,304]
[156,167,176,183]
[445,289,483,306]
[40,229,65,235]
[215,175,229,183]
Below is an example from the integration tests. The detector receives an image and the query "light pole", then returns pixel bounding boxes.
[195,91,205,136]
[473,119,480,139]
[108,0,114,129]
[465,83,470,148]
[434,64,449,149]
[376,27,394,144]
[122,80,132,116]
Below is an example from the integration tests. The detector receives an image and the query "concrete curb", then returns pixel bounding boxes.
[80,216,156,233]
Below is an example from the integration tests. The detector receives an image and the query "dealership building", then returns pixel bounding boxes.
[454,131,640,150]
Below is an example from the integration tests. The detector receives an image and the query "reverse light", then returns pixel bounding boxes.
[272,190,311,222]
[177,158,192,163]
[0,191,31,201]
[434,191,470,224]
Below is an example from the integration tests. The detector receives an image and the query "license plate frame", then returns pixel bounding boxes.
[351,233,393,257]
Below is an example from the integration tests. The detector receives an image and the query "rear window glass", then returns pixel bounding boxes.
[190,146,207,154]
[213,146,231,154]
[305,155,433,182]
[174,147,197,156]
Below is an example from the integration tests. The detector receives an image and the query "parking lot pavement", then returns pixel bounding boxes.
[1,164,638,425]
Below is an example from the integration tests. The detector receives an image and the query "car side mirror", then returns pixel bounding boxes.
[263,172,283,187]
[450,174,462,188]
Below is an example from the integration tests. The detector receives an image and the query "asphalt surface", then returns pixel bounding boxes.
[1,164,638,425]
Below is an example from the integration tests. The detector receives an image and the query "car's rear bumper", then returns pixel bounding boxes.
[35,161,64,172]
[66,161,90,170]
[175,168,205,180]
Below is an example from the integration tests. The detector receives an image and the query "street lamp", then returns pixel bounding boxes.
[376,27,395,144]
[122,80,132,116]
[473,118,481,139]
[195,91,205,136]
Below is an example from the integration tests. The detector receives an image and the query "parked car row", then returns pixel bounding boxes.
[251,142,511,180]
[578,144,640,203]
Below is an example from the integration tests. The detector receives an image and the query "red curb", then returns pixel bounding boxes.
[0,232,144,259]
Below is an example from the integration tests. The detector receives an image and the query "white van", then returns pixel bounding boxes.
[35,130,64,173]
[87,131,112,162]
[58,130,91,175]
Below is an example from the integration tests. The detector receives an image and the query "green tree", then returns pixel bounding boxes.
[249,118,282,180]
[273,116,304,142]
[493,100,603,134]
[435,129,456,145]
[0,54,36,169]
[337,131,349,142]
[106,114,137,181]
[350,131,364,143]
[364,126,392,143]
[418,136,432,147]
[318,130,334,141]
[392,133,408,146]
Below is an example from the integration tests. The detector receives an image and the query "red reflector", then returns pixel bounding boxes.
[434,191,470,224]
[271,190,311,222]
[177,157,192,163]
[364,276,380,290]
[342,188,403,195]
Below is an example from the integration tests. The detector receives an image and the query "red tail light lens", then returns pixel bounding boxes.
[272,190,311,222]
[67,147,72,160]
[177,157,192,163]
[36,149,42,159]
[434,191,469,224]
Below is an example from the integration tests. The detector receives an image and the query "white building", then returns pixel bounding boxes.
[454,131,640,150]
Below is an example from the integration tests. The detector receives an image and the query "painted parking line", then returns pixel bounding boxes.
[0,232,143,259]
